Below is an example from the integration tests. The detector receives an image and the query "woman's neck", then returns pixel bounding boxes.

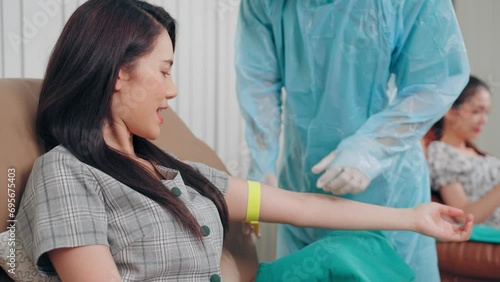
[102,120,135,156]
[438,127,483,157]
[439,131,467,149]
[102,120,164,179]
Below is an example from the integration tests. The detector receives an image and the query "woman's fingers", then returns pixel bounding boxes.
[440,204,464,218]
[461,214,474,238]
[426,203,472,241]
[448,213,473,241]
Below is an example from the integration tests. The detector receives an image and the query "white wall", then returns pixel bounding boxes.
[0,0,250,178]
[455,0,500,156]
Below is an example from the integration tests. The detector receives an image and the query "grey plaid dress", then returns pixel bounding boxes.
[17,146,229,281]
[428,141,500,228]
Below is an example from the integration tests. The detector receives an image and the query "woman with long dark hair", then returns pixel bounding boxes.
[16,1,472,281]
[426,76,500,227]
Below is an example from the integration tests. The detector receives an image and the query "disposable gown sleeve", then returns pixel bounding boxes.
[235,0,283,181]
[331,0,470,180]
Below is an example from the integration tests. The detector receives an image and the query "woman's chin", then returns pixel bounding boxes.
[466,135,478,143]
[135,129,161,141]
[147,132,161,141]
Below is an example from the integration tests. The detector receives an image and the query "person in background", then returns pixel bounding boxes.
[235,0,470,280]
[426,76,500,228]
[15,1,473,281]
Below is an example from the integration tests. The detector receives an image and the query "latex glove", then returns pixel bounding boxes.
[311,151,370,195]
[263,173,278,187]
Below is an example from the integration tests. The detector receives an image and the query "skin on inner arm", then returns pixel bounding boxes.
[224,176,472,242]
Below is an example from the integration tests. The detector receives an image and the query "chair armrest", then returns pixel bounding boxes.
[437,241,500,280]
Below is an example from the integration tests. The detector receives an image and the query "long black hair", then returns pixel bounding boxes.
[425,75,490,155]
[36,0,228,239]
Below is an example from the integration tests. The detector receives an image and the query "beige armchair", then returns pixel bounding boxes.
[0,78,259,281]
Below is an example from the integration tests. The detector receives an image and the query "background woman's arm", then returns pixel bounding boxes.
[440,181,500,223]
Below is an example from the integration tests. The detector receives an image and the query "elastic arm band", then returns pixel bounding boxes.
[245,181,261,223]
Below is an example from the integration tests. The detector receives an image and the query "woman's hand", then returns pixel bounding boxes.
[413,202,473,242]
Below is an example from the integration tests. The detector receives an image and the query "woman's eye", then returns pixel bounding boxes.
[162,71,171,77]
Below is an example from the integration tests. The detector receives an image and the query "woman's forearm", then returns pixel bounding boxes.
[227,178,471,242]
[288,192,416,231]
[461,184,500,223]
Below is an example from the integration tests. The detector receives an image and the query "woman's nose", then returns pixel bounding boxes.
[481,114,488,124]
[166,80,177,99]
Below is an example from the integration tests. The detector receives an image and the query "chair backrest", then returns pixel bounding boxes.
[0,78,258,281]
[0,79,44,232]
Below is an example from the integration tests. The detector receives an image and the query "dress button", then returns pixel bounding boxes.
[201,225,211,237]
[171,187,182,197]
[210,274,221,282]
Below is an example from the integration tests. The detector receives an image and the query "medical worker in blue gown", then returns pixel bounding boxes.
[235,0,470,281]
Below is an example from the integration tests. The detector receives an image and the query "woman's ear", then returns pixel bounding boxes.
[115,68,130,92]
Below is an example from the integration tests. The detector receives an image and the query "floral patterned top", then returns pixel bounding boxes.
[428,141,500,228]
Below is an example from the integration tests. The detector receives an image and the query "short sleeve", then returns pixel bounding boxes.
[427,142,472,191]
[16,148,108,276]
[184,161,230,196]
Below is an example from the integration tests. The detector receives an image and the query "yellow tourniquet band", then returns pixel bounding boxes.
[245,181,261,223]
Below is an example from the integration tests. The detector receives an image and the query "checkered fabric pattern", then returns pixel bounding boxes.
[17,146,229,281]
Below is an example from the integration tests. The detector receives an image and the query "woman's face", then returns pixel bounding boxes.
[447,87,491,142]
[111,30,177,140]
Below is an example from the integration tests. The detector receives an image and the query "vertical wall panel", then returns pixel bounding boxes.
[162,0,179,111]
[175,0,192,127]
[215,1,230,171]
[0,0,3,77]
[22,0,64,78]
[203,1,217,151]
[2,0,23,77]
[187,1,207,145]
[214,0,248,177]
[63,0,81,22]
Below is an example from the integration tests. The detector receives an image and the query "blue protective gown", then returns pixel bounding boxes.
[235,0,470,281]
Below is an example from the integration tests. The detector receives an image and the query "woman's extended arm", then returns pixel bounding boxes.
[225,177,473,242]
[439,181,500,223]
[49,245,122,282]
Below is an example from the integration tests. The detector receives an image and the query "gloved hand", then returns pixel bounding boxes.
[263,173,278,187]
[312,151,370,195]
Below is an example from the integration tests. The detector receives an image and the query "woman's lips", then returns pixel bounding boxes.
[157,111,164,124]
[157,106,168,124]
